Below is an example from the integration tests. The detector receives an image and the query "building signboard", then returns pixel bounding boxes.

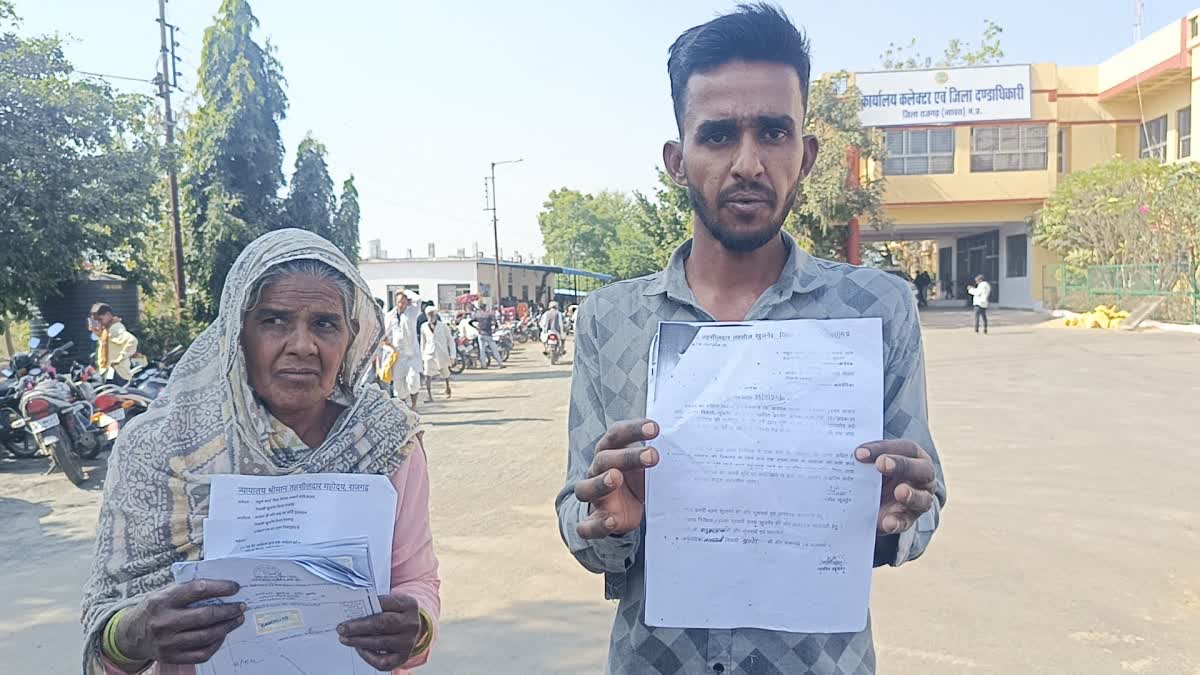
[855,64,1032,127]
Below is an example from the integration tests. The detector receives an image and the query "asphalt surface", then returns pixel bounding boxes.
[1,311,1198,674]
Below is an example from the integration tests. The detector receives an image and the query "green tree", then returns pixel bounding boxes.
[332,176,361,264]
[790,73,889,260]
[182,0,288,320]
[538,189,629,274]
[629,168,692,269]
[881,19,1004,70]
[0,5,161,321]
[284,134,335,239]
[1033,159,1200,268]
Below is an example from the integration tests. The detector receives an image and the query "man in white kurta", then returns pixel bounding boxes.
[384,290,422,408]
[420,306,455,402]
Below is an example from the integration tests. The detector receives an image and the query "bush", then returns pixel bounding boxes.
[138,313,203,361]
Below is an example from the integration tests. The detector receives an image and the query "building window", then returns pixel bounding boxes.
[883,128,954,175]
[971,125,1048,172]
[1191,16,1199,39]
[1005,234,1028,278]
[1057,128,1067,173]
[1139,115,1168,161]
[1179,107,1191,159]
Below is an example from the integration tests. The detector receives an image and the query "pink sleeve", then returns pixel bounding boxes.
[388,438,441,672]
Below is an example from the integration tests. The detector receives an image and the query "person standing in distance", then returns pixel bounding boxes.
[968,273,991,334]
[554,5,946,674]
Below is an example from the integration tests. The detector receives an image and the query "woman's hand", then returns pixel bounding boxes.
[115,580,245,665]
[337,594,423,671]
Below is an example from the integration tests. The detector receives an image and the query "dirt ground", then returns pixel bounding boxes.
[1,310,1198,674]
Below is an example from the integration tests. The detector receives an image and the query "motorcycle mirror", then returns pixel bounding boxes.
[47,322,65,338]
[28,337,40,349]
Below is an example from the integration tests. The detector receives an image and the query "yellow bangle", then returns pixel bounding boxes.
[408,608,434,659]
[102,608,146,669]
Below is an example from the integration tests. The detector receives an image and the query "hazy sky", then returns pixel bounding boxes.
[15,0,1195,260]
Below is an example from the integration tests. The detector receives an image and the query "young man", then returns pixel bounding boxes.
[554,6,945,674]
[968,273,991,334]
[90,303,139,386]
[469,302,505,369]
[420,306,455,402]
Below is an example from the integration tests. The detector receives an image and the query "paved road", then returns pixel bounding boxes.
[2,313,1198,674]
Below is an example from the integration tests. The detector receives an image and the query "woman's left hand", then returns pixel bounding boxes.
[337,594,423,671]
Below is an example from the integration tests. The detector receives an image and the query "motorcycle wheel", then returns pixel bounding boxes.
[515,333,528,344]
[45,430,87,487]
[449,358,465,375]
[5,433,39,458]
[550,350,559,365]
[501,346,511,362]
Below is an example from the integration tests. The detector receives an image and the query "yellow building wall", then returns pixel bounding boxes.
[882,201,1038,227]
[1030,244,1064,304]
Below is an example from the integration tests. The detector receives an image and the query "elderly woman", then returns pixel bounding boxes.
[81,230,439,674]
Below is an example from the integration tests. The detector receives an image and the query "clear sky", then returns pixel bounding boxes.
[15,0,1198,260]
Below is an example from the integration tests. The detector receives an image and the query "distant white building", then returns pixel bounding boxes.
[358,252,613,311]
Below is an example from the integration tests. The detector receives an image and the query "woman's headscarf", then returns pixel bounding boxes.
[81,229,420,670]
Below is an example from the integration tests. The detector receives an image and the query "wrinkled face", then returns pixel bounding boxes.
[241,275,352,418]
[665,60,819,252]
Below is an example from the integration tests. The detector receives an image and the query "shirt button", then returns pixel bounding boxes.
[712,664,725,673]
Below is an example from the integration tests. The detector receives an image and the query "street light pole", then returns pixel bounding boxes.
[485,158,523,308]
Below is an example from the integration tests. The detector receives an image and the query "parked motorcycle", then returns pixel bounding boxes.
[449,336,469,374]
[7,324,94,485]
[545,330,565,365]
[0,370,35,458]
[494,328,514,363]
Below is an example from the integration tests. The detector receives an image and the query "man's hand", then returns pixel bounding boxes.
[574,419,660,539]
[116,580,245,666]
[337,594,423,671]
[855,440,937,535]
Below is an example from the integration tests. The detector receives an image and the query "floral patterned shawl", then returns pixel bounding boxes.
[81,229,420,672]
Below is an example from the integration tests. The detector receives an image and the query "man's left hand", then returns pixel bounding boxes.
[337,594,423,671]
[855,440,937,535]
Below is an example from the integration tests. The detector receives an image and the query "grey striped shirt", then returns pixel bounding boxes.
[555,234,946,675]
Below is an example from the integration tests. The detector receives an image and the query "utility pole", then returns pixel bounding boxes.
[157,0,186,310]
[483,159,523,308]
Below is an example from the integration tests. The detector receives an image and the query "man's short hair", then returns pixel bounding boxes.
[667,3,811,130]
[90,302,113,317]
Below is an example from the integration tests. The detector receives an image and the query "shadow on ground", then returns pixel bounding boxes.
[423,600,613,675]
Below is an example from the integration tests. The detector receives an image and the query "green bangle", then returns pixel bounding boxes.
[408,608,434,659]
[102,608,145,668]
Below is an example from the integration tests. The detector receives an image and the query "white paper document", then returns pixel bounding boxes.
[172,538,382,675]
[645,318,884,633]
[205,473,397,594]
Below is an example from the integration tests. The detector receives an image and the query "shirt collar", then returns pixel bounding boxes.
[642,230,826,301]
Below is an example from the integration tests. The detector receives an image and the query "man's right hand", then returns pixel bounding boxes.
[115,579,245,666]
[574,419,660,539]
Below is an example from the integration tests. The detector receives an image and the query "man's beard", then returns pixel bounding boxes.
[688,177,801,253]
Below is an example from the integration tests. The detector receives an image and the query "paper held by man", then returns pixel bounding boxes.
[172,473,398,675]
[645,318,883,634]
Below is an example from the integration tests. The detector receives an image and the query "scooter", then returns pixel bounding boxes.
[544,330,565,365]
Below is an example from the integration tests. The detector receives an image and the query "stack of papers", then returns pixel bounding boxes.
[171,473,398,675]
[644,318,884,634]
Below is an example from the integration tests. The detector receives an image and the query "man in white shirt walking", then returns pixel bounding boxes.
[383,290,422,408]
[420,306,455,402]
[968,274,991,334]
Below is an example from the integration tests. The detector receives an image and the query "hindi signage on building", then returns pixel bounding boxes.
[854,64,1032,127]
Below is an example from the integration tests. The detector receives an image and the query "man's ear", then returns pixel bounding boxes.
[800,134,820,179]
[663,140,687,187]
